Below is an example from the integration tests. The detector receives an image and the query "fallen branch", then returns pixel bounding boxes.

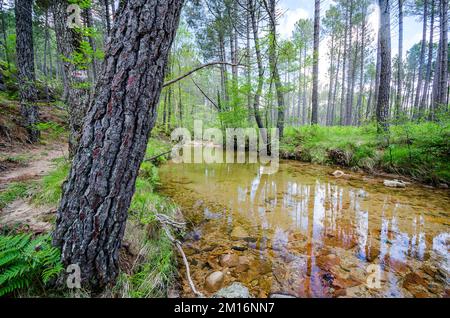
[157,214,204,298]
[163,61,244,88]
[144,149,172,162]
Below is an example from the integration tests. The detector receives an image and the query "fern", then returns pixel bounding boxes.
[0,234,63,297]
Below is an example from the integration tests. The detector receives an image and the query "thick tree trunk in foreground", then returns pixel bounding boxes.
[376,0,391,132]
[311,0,320,125]
[52,0,90,157]
[53,0,184,289]
[15,0,40,142]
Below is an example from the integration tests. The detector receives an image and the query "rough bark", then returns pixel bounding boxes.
[376,0,391,132]
[53,0,184,290]
[15,0,40,143]
[311,0,320,125]
[52,0,90,157]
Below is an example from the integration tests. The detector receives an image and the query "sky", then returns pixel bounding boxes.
[278,0,424,83]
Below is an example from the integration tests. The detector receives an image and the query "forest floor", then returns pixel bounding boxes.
[0,141,67,233]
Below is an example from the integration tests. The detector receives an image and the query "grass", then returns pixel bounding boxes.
[0,182,29,209]
[113,152,180,298]
[32,158,70,207]
[282,120,450,184]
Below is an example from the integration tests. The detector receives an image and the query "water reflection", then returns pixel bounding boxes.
[159,156,450,298]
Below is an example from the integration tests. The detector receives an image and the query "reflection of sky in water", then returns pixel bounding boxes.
[160,158,450,296]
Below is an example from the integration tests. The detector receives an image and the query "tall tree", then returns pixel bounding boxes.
[376,0,391,131]
[311,0,320,125]
[420,0,435,114]
[15,0,40,142]
[53,0,184,289]
[413,0,428,117]
[264,0,286,137]
[431,0,448,118]
[395,0,404,119]
[52,0,90,157]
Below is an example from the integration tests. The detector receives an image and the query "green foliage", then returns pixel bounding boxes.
[0,183,29,210]
[0,234,63,297]
[34,121,66,140]
[282,121,450,184]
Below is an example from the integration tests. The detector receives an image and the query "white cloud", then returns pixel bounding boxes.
[279,7,310,39]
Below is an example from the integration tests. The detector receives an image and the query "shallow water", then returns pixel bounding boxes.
[159,153,450,298]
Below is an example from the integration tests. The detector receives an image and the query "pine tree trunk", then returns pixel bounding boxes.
[15,0,40,143]
[413,0,428,116]
[53,0,184,290]
[52,0,90,157]
[421,0,435,115]
[267,0,285,137]
[311,0,320,125]
[395,0,403,119]
[376,0,391,132]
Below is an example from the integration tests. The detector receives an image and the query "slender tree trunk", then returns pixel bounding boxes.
[340,3,349,125]
[395,0,404,120]
[52,0,90,157]
[413,0,428,117]
[376,0,391,132]
[53,0,184,290]
[43,10,50,103]
[1,0,10,68]
[326,34,335,126]
[421,0,435,115]
[15,0,40,142]
[249,0,265,136]
[311,0,320,125]
[344,0,354,126]
[431,0,448,119]
[266,0,285,136]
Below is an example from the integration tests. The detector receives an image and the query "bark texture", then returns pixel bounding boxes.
[53,0,184,289]
[376,0,391,131]
[15,0,40,142]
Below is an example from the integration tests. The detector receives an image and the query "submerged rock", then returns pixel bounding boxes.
[213,283,252,298]
[219,253,239,268]
[383,179,406,188]
[205,271,225,293]
[230,226,249,240]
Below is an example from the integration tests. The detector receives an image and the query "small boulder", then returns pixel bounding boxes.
[383,179,406,188]
[236,256,251,272]
[219,253,239,267]
[205,271,225,293]
[213,283,251,298]
[332,170,345,178]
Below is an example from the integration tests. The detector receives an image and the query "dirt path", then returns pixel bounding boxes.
[0,142,68,233]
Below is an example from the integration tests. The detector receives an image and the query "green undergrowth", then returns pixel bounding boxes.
[113,138,180,298]
[282,120,450,184]
[0,183,29,210]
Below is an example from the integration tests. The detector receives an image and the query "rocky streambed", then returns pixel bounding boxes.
[159,155,450,298]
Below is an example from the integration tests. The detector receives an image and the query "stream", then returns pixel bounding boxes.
[159,152,449,298]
